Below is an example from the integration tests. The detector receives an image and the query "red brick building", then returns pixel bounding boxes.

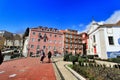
[60,29,83,54]
[28,27,64,56]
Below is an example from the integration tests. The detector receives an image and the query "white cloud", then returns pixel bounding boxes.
[105,10,120,24]
[70,23,87,33]
[82,10,120,33]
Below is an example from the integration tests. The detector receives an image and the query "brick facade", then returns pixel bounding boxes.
[28,27,64,56]
[61,29,83,54]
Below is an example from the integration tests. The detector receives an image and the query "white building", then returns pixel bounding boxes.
[0,30,23,48]
[0,30,14,47]
[87,20,120,59]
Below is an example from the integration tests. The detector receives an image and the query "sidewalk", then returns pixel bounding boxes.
[0,57,56,80]
[52,57,78,80]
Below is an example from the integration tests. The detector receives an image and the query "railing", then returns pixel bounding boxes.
[2,50,14,54]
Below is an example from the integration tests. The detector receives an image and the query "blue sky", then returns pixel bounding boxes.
[0,0,120,33]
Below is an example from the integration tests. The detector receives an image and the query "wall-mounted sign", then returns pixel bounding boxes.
[118,38,120,45]
[107,51,120,58]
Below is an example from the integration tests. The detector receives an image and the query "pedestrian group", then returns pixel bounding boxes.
[40,50,52,63]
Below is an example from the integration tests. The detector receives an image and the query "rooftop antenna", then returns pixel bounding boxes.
[91,16,97,25]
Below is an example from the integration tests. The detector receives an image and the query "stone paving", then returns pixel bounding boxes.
[52,57,78,80]
[0,56,87,80]
[0,57,56,80]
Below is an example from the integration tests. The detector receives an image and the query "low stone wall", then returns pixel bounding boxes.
[95,60,118,67]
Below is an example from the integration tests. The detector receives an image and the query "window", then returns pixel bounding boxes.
[31,45,34,48]
[32,38,35,42]
[66,34,68,37]
[44,39,46,42]
[66,39,68,42]
[48,46,51,49]
[43,34,47,42]
[33,32,35,35]
[70,40,72,43]
[38,39,40,42]
[37,45,40,49]
[43,46,46,49]
[55,34,57,37]
[66,45,68,48]
[30,52,33,56]
[108,36,114,45]
[70,35,72,38]
[39,33,42,39]
[49,40,52,43]
[93,35,96,42]
[54,46,56,50]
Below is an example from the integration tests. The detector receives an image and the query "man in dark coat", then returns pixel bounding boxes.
[48,51,52,63]
[0,50,4,65]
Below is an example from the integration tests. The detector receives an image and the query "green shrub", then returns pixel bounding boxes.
[63,53,72,61]
[78,56,88,65]
[67,64,73,68]
[72,64,120,80]
[87,55,94,59]
[69,55,78,65]
[108,58,120,63]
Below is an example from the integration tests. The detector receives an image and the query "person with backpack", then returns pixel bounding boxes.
[40,50,46,63]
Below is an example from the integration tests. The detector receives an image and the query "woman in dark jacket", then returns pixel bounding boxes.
[40,50,45,63]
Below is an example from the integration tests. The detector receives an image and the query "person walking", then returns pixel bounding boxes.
[40,50,45,63]
[0,50,4,65]
[48,51,52,63]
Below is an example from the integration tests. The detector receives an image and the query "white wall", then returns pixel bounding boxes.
[104,27,120,58]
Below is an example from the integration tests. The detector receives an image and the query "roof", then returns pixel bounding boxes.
[103,20,120,27]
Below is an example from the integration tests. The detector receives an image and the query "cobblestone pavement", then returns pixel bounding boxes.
[52,57,78,80]
[0,57,56,80]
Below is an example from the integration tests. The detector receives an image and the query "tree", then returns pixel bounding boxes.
[13,34,22,47]
[0,37,5,50]
[23,27,29,39]
[3,32,14,47]
[22,27,29,49]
